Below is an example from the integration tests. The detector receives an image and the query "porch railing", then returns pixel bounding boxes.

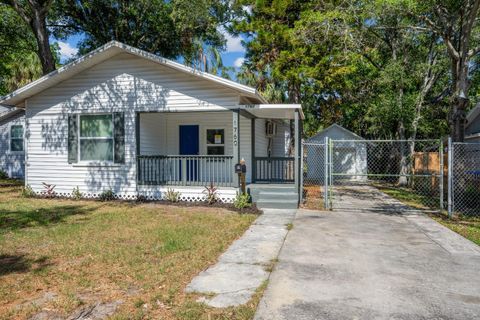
[254,157,295,183]
[137,155,234,187]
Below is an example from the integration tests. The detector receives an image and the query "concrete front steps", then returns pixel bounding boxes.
[247,184,299,210]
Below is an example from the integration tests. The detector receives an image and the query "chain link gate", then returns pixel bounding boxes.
[302,142,327,210]
[302,138,445,212]
[449,141,480,217]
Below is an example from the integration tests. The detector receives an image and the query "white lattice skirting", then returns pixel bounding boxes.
[30,186,238,203]
[137,186,238,203]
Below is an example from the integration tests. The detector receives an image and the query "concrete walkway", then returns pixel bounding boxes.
[186,209,296,308]
[255,189,480,319]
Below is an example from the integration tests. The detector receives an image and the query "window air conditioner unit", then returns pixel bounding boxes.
[266,121,276,138]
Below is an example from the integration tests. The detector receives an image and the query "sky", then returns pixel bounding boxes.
[53,30,248,73]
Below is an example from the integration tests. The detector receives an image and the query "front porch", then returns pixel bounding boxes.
[134,106,302,201]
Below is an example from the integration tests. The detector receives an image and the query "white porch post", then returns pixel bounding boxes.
[294,109,300,196]
[232,109,240,187]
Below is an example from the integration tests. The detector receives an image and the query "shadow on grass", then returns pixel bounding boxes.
[0,179,24,187]
[0,204,95,232]
[0,254,53,276]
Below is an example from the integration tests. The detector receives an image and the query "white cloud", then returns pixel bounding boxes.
[225,33,245,53]
[219,27,245,53]
[234,57,245,68]
[57,41,78,60]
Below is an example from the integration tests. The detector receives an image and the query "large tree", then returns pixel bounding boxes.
[413,0,480,141]
[1,0,56,74]
[51,0,234,70]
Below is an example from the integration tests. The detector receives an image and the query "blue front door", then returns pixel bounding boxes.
[179,125,199,181]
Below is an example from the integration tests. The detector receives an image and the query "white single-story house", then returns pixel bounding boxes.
[304,124,367,182]
[466,103,480,142]
[0,41,303,203]
[0,106,25,178]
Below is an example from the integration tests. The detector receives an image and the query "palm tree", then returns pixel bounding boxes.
[4,51,42,92]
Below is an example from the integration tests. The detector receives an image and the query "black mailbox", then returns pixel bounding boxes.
[235,163,246,174]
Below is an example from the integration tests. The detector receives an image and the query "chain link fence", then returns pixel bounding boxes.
[331,139,444,211]
[450,142,480,217]
[302,138,446,212]
[302,137,480,216]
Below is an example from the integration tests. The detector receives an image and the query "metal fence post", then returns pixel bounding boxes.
[328,138,334,210]
[447,137,453,217]
[439,139,444,210]
[324,137,329,209]
[300,140,304,204]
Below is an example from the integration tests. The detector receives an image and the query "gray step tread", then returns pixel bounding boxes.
[258,191,298,196]
[257,199,298,204]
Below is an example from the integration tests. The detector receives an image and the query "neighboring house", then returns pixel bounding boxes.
[304,124,367,182]
[0,106,25,178]
[466,103,480,142]
[0,41,303,203]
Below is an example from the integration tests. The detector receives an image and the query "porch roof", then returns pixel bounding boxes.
[239,104,304,120]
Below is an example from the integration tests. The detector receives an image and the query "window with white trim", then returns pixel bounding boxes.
[79,114,114,161]
[10,125,24,152]
[206,129,225,155]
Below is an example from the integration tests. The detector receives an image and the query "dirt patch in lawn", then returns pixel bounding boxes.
[0,183,259,319]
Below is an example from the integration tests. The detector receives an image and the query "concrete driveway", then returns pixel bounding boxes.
[255,190,480,319]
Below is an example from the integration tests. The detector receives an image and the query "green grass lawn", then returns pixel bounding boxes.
[0,182,258,319]
[377,185,480,246]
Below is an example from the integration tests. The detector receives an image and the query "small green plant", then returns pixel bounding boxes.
[99,189,115,201]
[165,188,181,202]
[203,182,219,205]
[0,169,8,180]
[21,184,35,198]
[233,192,251,209]
[286,223,294,230]
[42,182,56,198]
[72,186,82,200]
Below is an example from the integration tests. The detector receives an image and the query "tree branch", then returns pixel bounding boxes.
[4,0,31,24]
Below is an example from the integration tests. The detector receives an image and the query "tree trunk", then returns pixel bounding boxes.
[6,0,56,75]
[398,120,409,186]
[31,12,56,74]
[409,45,439,177]
[450,59,470,142]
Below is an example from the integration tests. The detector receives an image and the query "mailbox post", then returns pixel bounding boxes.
[235,158,247,194]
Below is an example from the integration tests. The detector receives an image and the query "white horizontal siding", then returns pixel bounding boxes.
[0,112,25,178]
[272,121,291,157]
[25,53,250,196]
[255,119,268,157]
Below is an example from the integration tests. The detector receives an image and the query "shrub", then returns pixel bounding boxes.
[72,186,83,200]
[233,192,251,209]
[136,195,147,202]
[203,182,219,205]
[21,184,35,198]
[0,169,8,180]
[165,188,181,202]
[99,189,115,201]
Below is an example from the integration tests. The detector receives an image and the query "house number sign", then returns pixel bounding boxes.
[233,115,238,147]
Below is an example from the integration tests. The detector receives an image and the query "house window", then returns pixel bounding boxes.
[206,129,225,155]
[10,125,24,152]
[79,114,114,161]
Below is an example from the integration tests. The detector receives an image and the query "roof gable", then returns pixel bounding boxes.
[306,124,364,142]
[0,41,266,106]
